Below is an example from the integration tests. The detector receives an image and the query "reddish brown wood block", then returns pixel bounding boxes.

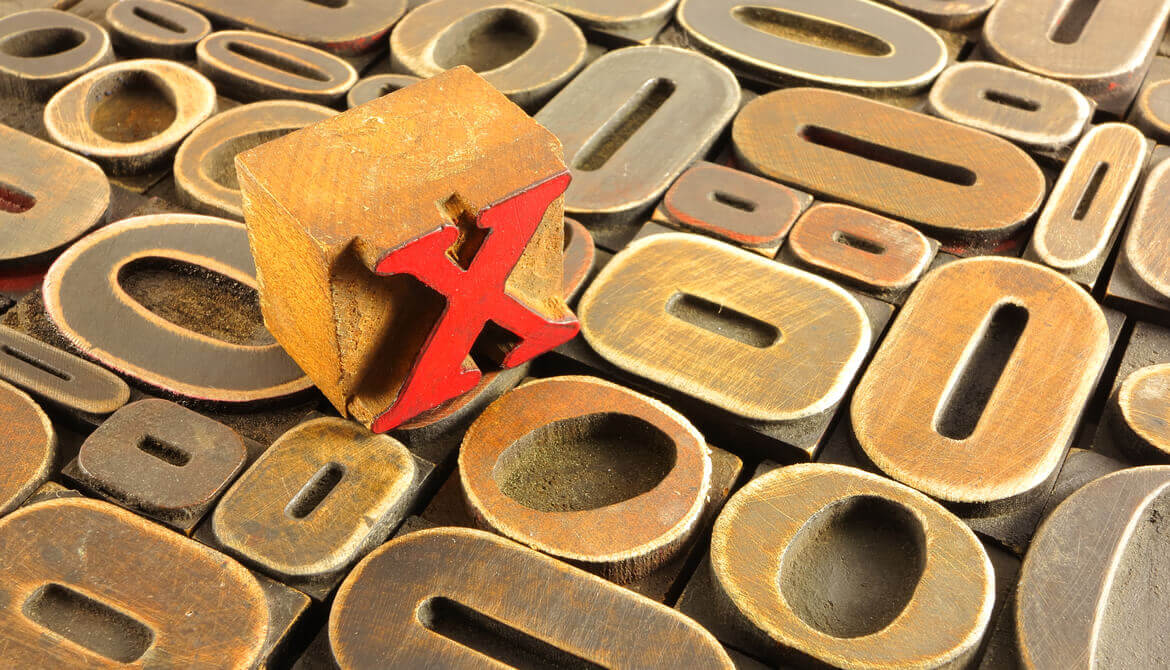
[786,203,935,301]
[655,161,810,258]
[236,66,578,433]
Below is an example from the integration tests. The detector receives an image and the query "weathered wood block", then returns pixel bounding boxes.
[236,65,578,432]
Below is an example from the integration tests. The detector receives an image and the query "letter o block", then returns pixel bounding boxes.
[237,66,578,432]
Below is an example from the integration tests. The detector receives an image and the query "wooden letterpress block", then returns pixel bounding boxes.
[652,161,811,258]
[678,463,994,668]
[452,375,742,594]
[204,417,432,600]
[459,376,712,583]
[782,203,938,304]
[327,528,734,667]
[1016,466,1170,668]
[105,0,211,61]
[237,66,578,433]
[852,257,1109,509]
[62,399,249,534]
[1023,124,1151,289]
[1106,160,1170,325]
[734,87,1045,255]
[926,61,1093,165]
[0,325,128,425]
[0,379,53,517]
[568,232,891,463]
[43,213,314,406]
[1091,321,1170,464]
[0,498,271,667]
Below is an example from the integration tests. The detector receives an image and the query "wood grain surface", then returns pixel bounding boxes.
[1106,157,1170,324]
[657,161,810,258]
[1128,56,1170,143]
[1026,123,1147,284]
[345,73,420,109]
[1124,158,1170,301]
[237,66,575,431]
[390,0,586,110]
[0,9,112,99]
[710,463,994,669]
[173,0,405,55]
[42,213,312,403]
[733,87,1046,249]
[0,497,268,667]
[0,324,129,416]
[1115,364,1170,462]
[329,527,734,668]
[0,123,108,266]
[927,61,1092,158]
[1017,466,1170,669]
[852,257,1109,504]
[195,31,357,104]
[580,233,871,422]
[173,100,335,219]
[211,417,421,598]
[43,58,216,175]
[0,379,53,516]
[71,398,247,531]
[676,0,946,93]
[459,375,711,582]
[981,0,1170,115]
[786,202,934,300]
[105,0,210,60]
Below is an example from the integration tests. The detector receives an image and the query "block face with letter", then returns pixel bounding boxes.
[236,65,578,433]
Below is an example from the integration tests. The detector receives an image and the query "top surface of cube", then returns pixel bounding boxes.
[235,66,565,259]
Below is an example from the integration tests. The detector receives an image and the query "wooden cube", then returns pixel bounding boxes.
[236,66,577,432]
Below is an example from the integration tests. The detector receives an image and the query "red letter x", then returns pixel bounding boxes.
[369,172,578,432]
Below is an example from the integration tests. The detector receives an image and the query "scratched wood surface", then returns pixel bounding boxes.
[68,398,248,532]
[460,375,712,582]
[173,0,405,55]
[981,0,1170,115]
[733,87,1046,251]
[44,58,216,175]
[238,66,576,432]
[210,417,424,598]
[196,31,358,105]
[676,0,946,94]
[1017,467,1170,669]
[0,124,109,266]
[0,379,53,516]
[0,497,269,667]
[926,61,1092,160]
[329,528,735,668]
[4,2,1170,667]
[0,9,113,99]
[390,0,587,111]
[852,257,1109,504]
[1026,123,1148,287]
[709,464,994,668]
[105,0,210,60]
[785,202,935,300]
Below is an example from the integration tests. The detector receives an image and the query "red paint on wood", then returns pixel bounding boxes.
[370,172,577,432]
